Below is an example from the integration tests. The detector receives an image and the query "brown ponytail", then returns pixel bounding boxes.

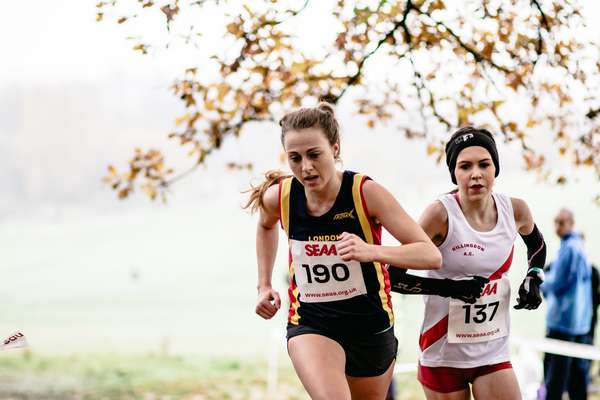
[243,170,292,214]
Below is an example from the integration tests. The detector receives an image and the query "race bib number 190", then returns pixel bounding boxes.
[447,278,510,344]
[290,239,367,303]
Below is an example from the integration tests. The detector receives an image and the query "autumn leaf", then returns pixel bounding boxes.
[160,4,180,23]
[426,143,438,156]
[481,42,494,59]
[584,156,594,166]
[226,22,241,36]
[427,0,445,13]
[141,182,157,200]
[175,113,190,126]
[118,188,131,199]
[457,107,469,125]
[132,43,148,54]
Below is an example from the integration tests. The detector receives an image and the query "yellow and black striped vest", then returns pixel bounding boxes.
[279,170,394,335]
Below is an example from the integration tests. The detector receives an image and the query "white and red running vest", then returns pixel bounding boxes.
[419,192,517,368]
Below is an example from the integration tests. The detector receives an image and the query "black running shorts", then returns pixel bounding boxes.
[286,323,398,377]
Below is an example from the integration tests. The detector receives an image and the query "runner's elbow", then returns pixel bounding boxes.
[427,246,442,269]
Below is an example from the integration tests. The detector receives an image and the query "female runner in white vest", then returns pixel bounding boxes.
[416,126,547,400]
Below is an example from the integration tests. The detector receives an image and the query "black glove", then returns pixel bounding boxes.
[514,272,543,310]
[440,276,489,304]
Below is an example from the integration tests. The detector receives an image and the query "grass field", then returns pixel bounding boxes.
[0,350,425,400]
[2,350,600,400]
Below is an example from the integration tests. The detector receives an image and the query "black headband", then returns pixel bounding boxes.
[445,130,500,184]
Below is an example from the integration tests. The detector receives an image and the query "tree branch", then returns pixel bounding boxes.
[263,0,310,26]
[586,107,600,120]
[399,0,413,45]
[531,0,550,65]
[409,56,452,129]
[333,0,413,102]
[408,54,429,135]
[414,7,512,74]
[164,114,274,187]
[164,161,201,186]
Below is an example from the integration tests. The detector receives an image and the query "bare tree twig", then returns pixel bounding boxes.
[414,7,512,74]
[165,115,274,187]
[531,0,550,65]
[586,107,600,119]
[408,54,429,135]
[334,0,413,102]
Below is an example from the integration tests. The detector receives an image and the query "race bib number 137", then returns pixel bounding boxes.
[290,239,367,303]
[447,278,510,344]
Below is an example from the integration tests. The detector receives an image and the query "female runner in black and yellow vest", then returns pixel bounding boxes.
[281,170,394,335]
[246,102,442,400]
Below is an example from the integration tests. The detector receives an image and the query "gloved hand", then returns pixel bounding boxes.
[441,276,489,304]
[514,271,543,310]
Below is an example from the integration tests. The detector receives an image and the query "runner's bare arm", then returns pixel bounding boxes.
[255,184,281,319]
[419,201,449,247]
[359,180,441,270]
[511,197,535,235]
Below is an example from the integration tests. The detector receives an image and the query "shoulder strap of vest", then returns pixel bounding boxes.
[492,192,518,236]
[438,193,461,217]
[279,177,293,236]
[351,173,376,244]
